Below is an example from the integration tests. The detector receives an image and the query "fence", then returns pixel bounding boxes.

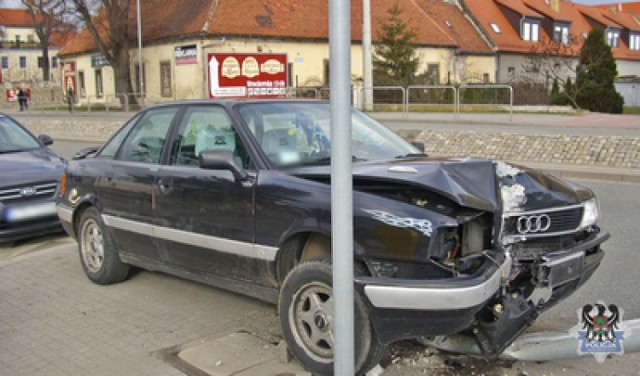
[4,85,515,119]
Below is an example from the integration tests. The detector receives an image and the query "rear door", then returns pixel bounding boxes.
[96,106,178,261]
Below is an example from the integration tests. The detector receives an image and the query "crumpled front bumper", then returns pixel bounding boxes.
[354,229,608,351]
[354,255,509,345]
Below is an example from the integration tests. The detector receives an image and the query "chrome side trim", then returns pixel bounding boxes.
[363,261,505,310]
[56,205,73,223]
[102,214,278,261]
[103,215,154,237]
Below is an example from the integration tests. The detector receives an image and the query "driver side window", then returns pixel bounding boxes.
[169,105,249,169]
[117,108,177,163]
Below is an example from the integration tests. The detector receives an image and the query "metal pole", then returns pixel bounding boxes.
[329,0,354,374]
[136,0,144,107]
[362,0,373,112]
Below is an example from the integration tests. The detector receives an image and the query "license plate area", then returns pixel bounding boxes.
[538,251,585,288]
[4,202,57,223]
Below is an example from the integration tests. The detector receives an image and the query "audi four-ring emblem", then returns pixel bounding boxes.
[516,214,551,234]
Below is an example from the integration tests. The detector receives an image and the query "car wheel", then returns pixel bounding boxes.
[278,257,385,375]
[77,207,129,285]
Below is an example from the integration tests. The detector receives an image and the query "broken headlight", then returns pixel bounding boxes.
[579,198,599,229]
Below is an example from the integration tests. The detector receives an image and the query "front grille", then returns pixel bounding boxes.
[0,182,58,204]
[502,205,584,240]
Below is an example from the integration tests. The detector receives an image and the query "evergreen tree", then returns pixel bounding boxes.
[575,29,624,113]
[373,2,420,87]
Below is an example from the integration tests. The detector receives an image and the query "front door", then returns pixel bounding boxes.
[153,105,262,283]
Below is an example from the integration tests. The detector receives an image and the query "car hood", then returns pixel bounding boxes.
[288,157,594,212]
[0,148,64,187]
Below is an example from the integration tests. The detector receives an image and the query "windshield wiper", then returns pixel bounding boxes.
[395,152,427,159]
[303,155,367,165]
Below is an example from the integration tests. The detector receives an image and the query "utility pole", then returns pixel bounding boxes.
[362,0,373,111]
[330,0,354,374]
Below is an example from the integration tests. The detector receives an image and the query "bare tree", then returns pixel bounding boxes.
[522,35,582,107]
[21,0,72,83]
[71,0,135,103]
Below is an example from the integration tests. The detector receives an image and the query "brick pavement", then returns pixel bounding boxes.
[0,241,280,376]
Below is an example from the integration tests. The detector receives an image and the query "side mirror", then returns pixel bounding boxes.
[410,140,425,153]
[38,134,54,146]
[73,145,100,160]
[199,150,248,181]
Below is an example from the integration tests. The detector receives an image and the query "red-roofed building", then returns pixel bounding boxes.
[57,0,497,104]
[1,8,73,87]
[462,0,640,86]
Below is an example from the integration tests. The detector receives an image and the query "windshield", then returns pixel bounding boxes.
[0,116,41,153]
[237,102,418,167]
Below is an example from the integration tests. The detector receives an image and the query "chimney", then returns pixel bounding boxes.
[551,0,560,12]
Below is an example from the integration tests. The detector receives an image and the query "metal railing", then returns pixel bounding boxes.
[358,86,407,113]
[457,84,514,121]
[406,85,457,115]
[5,85,515,119]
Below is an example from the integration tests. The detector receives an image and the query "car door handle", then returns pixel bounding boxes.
[157,179,170,193]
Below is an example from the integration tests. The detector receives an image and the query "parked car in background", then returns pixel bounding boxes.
[57,100,608,375]
[0,113,65,244]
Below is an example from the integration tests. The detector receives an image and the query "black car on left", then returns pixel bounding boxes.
[0,113,65,244]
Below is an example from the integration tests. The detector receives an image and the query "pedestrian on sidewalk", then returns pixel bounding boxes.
[66,87,74,113]
[17,88,28,111]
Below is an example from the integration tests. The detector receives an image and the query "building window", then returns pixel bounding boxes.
[629,33,640,50]
[51,57,59,68]
[160,61,172,97]
[19,56,27,69]
[522,20,540,42]
[1,56,8,69]
[427,63,440,85]
[483,73,490,84]
[606,29,620,48]
[288,62,293,87]
[27,35,35,43]
[554,23,570,44]
[78,71,86,97]
[37,56,44,68]
[508,67,515,76]
[95,69,103,97]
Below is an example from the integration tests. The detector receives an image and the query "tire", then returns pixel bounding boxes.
[278,257,385,375]
[77,207,130,285]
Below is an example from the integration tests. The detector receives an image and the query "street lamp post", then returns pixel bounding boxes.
[136,0,144,107]
[362,0,373,111]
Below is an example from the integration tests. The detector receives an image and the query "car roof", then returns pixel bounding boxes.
[141,98,328,110]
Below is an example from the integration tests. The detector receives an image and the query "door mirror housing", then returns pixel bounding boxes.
[199,150,247,181]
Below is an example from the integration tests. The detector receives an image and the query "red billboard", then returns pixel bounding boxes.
[61,61,77,103]
[207,52,288,99]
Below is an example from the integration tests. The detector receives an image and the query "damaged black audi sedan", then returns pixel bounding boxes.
[56,100,608,375]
